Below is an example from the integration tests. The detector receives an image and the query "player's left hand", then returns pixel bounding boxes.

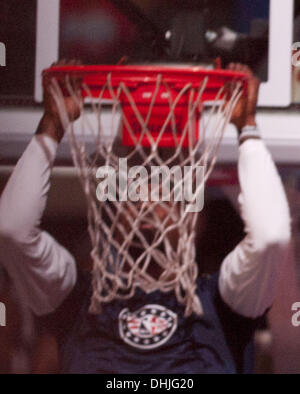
[227,63,260,132]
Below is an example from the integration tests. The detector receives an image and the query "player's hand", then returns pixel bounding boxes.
[39,59,83,143]
[227,63,260,132]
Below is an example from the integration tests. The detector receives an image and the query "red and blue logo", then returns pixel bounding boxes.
[119,304,178,350]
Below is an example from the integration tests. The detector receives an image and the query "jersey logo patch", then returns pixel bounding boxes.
[119,304,178,350]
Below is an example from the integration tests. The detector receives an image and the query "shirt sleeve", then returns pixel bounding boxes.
[218,139,291,318]
[0,135,77,316]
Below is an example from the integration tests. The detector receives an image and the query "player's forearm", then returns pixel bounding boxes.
[238,137,291,249]
[219,137,291,318]
[36,113,65,143]
[0,127,77,316]
[0,133,58,242]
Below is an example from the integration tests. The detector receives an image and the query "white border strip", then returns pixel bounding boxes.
[258,0,294,107]
[34,0,60,102]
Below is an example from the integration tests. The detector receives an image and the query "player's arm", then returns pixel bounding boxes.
[218,64,291,318]
[0,61,82,316]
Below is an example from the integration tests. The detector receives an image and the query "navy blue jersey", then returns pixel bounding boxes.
[40,271,262,374]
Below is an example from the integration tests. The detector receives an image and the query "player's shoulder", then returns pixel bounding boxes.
[36,269,91,343]
[196,271,259,320]
[194,271,222,316]
[197,271,266,330]
[196,271,220,296]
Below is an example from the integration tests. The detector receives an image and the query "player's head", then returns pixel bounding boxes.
[115,196,181,279]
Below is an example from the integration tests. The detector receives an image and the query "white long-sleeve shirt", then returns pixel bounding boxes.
[0,133,291,318]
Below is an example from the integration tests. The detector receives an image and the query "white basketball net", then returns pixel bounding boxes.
[50,71,242,317]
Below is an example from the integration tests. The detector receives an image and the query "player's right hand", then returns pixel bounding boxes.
[41,59,83,142]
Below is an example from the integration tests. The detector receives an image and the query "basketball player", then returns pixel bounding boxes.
[0,63,291,373]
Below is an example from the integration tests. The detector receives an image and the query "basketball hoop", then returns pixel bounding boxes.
[43,64,247,316]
